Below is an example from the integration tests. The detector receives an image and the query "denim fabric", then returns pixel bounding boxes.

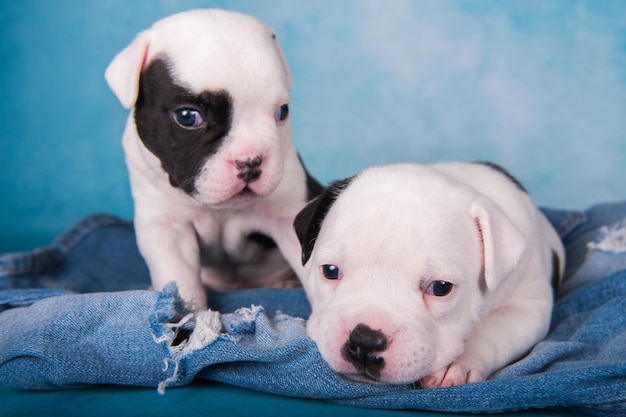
[1,204,625,416]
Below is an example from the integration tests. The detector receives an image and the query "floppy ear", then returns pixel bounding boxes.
[293,176,354,265]
[470,197,527,291]
[105,31,151,109]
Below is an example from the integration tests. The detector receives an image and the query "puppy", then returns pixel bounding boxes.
[105,9,321,310]
[294,162,564,387]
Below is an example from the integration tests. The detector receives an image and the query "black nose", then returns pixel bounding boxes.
[235,156,263,183]
[341,323,388,380]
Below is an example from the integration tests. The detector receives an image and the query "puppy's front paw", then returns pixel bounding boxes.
[420,362,484,389]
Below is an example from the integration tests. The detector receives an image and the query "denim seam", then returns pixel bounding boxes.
[555,211,588,238]
[0,214,126,276]
[49,213,128,256]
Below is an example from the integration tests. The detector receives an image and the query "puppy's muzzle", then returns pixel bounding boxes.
[341,323,388,380]
[235,156,263,184]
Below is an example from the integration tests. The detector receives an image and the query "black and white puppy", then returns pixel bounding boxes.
[294,162,564,387]
[106,9,321,310]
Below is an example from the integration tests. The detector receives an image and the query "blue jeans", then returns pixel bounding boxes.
[1,204,625,416]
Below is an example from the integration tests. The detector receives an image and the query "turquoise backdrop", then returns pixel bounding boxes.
[1,0,625,251]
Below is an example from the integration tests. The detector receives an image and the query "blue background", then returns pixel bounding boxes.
[1,0,625,252]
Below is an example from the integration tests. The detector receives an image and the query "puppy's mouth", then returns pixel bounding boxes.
[339,372,421,388]
[236,186,256,197]
[339,372,385,385]
[232,185,262,201]
[233,179,276,200]
[209,186,260,209]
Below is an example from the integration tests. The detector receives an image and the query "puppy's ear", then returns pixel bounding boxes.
[294,176,354,265]
[105,31,151,109]
[470,197,527,291]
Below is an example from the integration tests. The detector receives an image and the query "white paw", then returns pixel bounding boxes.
[420,362,485,389]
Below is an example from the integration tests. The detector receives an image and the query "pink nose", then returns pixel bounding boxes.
[235,156,263,183]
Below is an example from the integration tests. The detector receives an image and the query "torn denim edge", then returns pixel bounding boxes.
[588,218,626,253]
[150,283,269,393]
[221,304,266,339]
[274,310,307,326]
[150,282,194,394]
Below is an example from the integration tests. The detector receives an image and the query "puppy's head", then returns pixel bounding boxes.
[106,9,293,208]
[294,164,527,384]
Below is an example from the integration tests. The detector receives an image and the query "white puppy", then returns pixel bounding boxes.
[105,9,321,310]
[294,162,564,387]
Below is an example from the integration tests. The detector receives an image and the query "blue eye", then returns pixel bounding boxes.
[425,281,454,297]
[174,108,204,128]
[274,104,289,122]
[321,264,341,280]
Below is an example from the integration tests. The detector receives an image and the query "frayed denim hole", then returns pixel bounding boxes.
[587,218,626,254]
[171,327,193,348]
[222,305,264,337]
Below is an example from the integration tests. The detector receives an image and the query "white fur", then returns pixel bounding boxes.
[299,162,565,387]
[105,9,309,310]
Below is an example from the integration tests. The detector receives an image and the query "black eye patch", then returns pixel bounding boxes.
[134,57,233,194]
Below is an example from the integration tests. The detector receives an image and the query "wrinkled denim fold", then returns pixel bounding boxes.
[1,204,625,416]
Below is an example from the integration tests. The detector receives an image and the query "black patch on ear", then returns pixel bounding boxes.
[474,161,528,194]
[293,176,355,265]
[134,57,233,194]
[551,249,561,291]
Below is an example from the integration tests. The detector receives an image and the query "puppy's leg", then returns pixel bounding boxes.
[421,297,552,388]
[136,219,208,310]
[263,216,307,282]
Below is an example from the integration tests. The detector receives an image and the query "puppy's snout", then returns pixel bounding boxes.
[341,323,388,380]
[235,156,263,183]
